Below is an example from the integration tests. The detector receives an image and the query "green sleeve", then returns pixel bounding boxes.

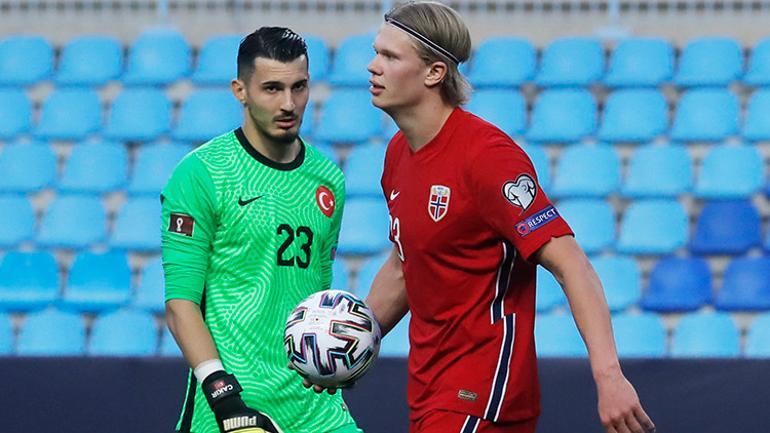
[161,153,218,304]
[321,173,346,290]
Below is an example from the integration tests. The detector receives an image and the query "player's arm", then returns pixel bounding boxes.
[365,246,408,336]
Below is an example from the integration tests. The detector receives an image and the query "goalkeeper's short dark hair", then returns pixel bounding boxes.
[237,27,308,81]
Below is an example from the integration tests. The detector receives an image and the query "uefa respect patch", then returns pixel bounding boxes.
[515,205,559,238]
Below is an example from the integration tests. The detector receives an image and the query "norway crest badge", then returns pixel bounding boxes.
[428,185,451,222]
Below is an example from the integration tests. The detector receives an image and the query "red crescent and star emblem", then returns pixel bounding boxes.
[316,185,335,218]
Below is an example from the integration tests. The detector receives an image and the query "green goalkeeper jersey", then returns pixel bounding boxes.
[161,128,354,433]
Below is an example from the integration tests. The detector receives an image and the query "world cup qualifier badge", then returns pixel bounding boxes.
[316,185,335,217]
[502,174,537,213]
[428,185,451,222]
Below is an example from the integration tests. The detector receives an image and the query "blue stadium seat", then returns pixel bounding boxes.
[159,326,182,357]
[551,144,620,198]
[0,35,53,86]
[328,33,374,87]
[641,257,712,312]
[89,309,158,356]
[744,37,770,86]
[383,116,399,139]
[535,313,587,357]
[110,197,162,252]
[715,257,770,311]
[671,312,740,358]
[128,143,191,196]
[557,199,614,254]
[670,89,739,143]
[622,145,692,198]
[380,313,410,358]
[521,145,551,191]
[300,99,315,139]
[597,89,668,143]
[611,313,666,358]
[61,251,131,313]
[468,37,536,87]
[123,28,190,86]
[526,89,596,144]
[134,257,164,313]
[465,89,526,137]
[0,251,59,312]
[745,313,770,358]
[0,88,31,139]
[54,36,123,86]
[355,252,389,299]
[337,198,390,255]
[344,143,386,197]
[617,199,688,255]
[172,89,242,143]
[35,88,102,141]
[304,35,330,82]
[536,266,566,312]
[604,37,674,87]
[674,37,743,87]
[104,88,171,142]
[191,34,240,86]
[592,256,640,312]
[17,309,85,356]
[331,259,349,292]
[690,201,760,255]
[535,37,604,87]
[0,196,34,248]
[0,142,57,193]
[37,194,106,249]
[315,89,382,144]
[0,313,11,355]
[59,142,128,194]
[694,144,763,199]
[742,89,770,142]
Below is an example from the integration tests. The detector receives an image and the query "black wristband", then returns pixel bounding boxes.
[201,371,243,409]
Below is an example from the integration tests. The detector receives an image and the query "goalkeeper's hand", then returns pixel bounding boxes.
[202,370,280,433]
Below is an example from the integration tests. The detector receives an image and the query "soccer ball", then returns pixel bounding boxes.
[284,289,381,388]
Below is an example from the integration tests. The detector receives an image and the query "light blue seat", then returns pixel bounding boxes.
[745,313,770,358]
[331,259,349,292]
[0,142,56,193]
[536,266,565,312]
[465,89,526,137]
[611,313,666,358]
[35,88,102,141]
[0,251,59,312]
[551,144,620,198]
[128,143,191,196]
[604,37,674,87]
[526,89,596,144]
[670,89,739,143]
[641,257,712,312]
[380,312,410,358]
[0,196,34,248]
[110,197,162,252]
[557,199,614,254]
[328,33,374,87]
[617,199,688,255]
[54,36,123,86]
[468,37,536,87]
[104,88,171,142]
[694,145,763,199]
[674,37,743,87]
[61,251,132,313]
[535,313,587,358]
[344,143,386,197]
[315,89,382,144]
[536,37,604,87]
[0,88,31,139]
[300,99,315,139]
[89,309,158,356]
[622,145,692,198]
[337,198,390,256]
[0,35,53,86]
[744,37,770,86]
[671,312,740,358]
[123,28,191,86]
[597,89,668,143]
[17,309,85,356]
[304,35,330,82]
[191,34,240,85]
[742,89,770,142]
[159,326,182,357]
[690,201,761,255]
[172,89,242,143]
[715,257,770,311]
[521,145,551,191]
[355,251,390,299]
[0,313,11,355]
[59,142,128,194]
[133,257,164,313]
[384,116,399,140]
[592,256,640,312]
[37,194,106,249]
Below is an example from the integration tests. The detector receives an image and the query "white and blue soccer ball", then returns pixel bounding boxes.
[284,289,381,388]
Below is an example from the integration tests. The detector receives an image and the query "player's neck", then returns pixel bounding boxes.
[392,100,455,152]
[240,121,300,164]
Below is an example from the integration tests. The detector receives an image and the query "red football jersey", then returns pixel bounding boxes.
[381,108,573,423]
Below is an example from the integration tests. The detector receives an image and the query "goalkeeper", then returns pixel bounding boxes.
[161,27,361,433]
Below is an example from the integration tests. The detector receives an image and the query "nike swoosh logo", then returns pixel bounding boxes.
[390,190,400,200]
[238,196,263,206]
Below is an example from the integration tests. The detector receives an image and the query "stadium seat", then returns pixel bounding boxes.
[16,309,85,356]
[110,197,162,251]
[743,89,770,142]
[172,89,242,143]
[604,37,674,87]
[670,89,739,143]
[60,251,132,313]
[337,198,391,255]
[133,257,164,313]
[35,88,102,141]
[191,34,240,86]
[344,143,386,197]
[465,89,527,137]
[0,313,11,355]
[521,145,551,191]
[0,196,34,248]
[592,256,640,312]
[0,88,31,139]
[694,144,763,199]
[0,35,53,86]
[37,194,106,249]
[468,37,536,87]
[536,266,566,312]
[380,313,410,357]
[535,37,604,87]
[611,313,667,358]
[123,28,191,86]
[384,116,399,139]
[617,199,688,255]
[331,259,349,292]
[597,89,668,143]
[715,257,770,311]
[690,201,761,255]
[744,37,770,86]
[315,89,382,144]
[674,37,743,87]
[671,312,740,358]
[104,88,172,142]
[622,145,692,198]
[59,142,128,194]
[551,144,620,198]
[641,257,712,312]
[300,99,315,139]
[535,313,587,357]
[0,142,57,193]
[328,33,374,87]
[304,35,330,82]
[0,251,59,312]
[745,313,770,358]
[159,326,182,357]
[355,252,390,299]
[556,199,614,254]
[89,309,158,356]
[526,89,596,144]
[54,35,123,86]
[128,143,191,196]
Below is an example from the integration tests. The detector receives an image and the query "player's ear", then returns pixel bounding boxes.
[231,78,247,106]
[424,61,448,88]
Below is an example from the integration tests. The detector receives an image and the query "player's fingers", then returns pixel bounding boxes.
[326,387,337,395]
[624,412,645,433]
[312,384,325,393]
[634,407,656,433]
[605,425,619,433]
[287,362,295,370]
[613,421,632,433]
[301,379,312,388]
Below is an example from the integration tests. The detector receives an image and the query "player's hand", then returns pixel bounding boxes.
[202,371,280,433]
[287,362,342,395]
[595,369,655,433]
